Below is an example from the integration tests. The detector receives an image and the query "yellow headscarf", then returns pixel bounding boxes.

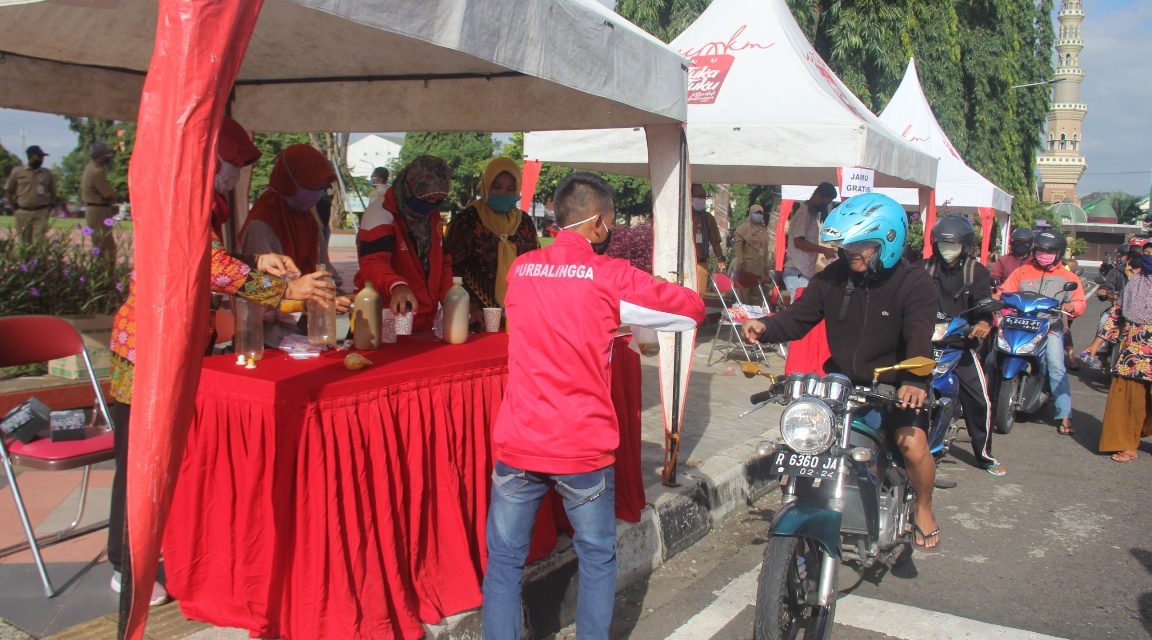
[469,157,524,306]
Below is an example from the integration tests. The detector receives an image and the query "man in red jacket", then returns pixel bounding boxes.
[482,173,704,639]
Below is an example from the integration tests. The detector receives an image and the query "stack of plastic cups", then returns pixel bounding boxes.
[382,309,398,344]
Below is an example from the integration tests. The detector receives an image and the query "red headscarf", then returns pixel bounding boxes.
[240,144,335,273]
[211,117,261,234]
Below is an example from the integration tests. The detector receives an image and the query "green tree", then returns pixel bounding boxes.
[616,0,711,43]
[397,132,498,211]
[59,118,136,202]
[1110,191,1142,224]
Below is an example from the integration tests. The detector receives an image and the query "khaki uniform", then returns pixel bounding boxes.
[81,159,118,263]
[5,165,57,242]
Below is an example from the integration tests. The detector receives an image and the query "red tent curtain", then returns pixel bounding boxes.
[919,187,936,260]
[775,199,794,271]
[977,207,995,265]
[520,160,543,213]
[124,1,264,638]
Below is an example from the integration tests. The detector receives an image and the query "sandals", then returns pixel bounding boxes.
[1057,422,1075,435]
[1110,452,1138,463]
[912,523,941,550]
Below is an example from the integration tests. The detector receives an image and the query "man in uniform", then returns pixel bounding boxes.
[5,145,58,242]
[81,141,119,264]
[691,183,726,295]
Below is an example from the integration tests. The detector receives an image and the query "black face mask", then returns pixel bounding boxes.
[1010,243,1030,258]
[406,196,441,215]
[592,228,613,255]
[28,160,43,169]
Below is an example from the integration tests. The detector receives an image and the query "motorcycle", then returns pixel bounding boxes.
[990,281,1078,434]
[741,356,937,640]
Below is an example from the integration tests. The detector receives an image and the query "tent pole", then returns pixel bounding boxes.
[662,127,689,486]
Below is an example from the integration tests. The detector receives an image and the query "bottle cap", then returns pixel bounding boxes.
[453,276,463,285]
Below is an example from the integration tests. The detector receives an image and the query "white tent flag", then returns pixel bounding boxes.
[525,0,938,189]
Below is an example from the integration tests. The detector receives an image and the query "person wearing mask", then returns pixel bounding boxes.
[1082,237,1149,367]
[732,202,774,304]
[482,173,704,639]
[781,182,838,292]
[81,141,119,264]
[1000,229,1086,435]
[353,155,454,330]
[241,144,349,346]
[5,145,58,242]
[742,193,942,549]
[370,166,389,192]
[925,216,1003,476]
[107,117,337,605]
[444,157,539,313]
[990,228,1034,286]
[691,183,726,295]
[1096,239,1152,462]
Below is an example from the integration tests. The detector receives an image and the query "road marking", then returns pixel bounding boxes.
[837,594,1067,639]
[665,566,759,640]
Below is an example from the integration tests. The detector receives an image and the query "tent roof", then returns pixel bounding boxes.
[523,0,937,188]
[0,0,687,132]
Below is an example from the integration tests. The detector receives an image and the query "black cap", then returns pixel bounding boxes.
[26,145,48,157]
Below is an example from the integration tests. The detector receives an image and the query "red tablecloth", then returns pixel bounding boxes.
[164,331,643,640]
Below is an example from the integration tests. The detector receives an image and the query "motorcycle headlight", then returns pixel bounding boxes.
[779,399,837,455]
[996,331,1010,351]
[1012,332,1046,355]
[932,361,951,377]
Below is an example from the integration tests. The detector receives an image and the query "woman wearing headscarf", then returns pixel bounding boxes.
[354,155,454,330]
[241,144,349,345]
[444,157,538,313]
[106,118,336,605]
[1096,240,1152,462]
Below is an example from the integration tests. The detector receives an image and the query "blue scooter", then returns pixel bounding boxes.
[991,282,1077,434]
[928,298,1002,458]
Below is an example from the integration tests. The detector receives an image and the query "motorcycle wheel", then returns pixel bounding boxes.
[754,536,833,640]
[993,377,1019,435]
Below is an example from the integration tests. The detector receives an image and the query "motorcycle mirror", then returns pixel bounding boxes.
[740,361,775,381]
[1063,281,1078,292]
[894,356,938,377]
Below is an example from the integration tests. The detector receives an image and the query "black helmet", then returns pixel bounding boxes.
[931,215,975,246]
[1008,228,1033,257]
[1032,229,1067,259]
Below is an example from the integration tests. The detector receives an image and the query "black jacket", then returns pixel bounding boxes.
[926,256,995,327]
[757,259,936,389]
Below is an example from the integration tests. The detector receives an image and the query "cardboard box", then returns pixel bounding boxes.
[50,409,89,442]
[1,397,51,444]
[48,315,114,380]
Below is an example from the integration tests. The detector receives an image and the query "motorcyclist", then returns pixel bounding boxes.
[741,193,942,549]
[925,216,1003,476]
[1082,237,1150,367]
[999,229,1086,435]
[990,228,1034,286]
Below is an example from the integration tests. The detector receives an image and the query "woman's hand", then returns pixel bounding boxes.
[334,295,352,314]
[284,271,336,303]
[257,253,300,279]
[389,286,418,315]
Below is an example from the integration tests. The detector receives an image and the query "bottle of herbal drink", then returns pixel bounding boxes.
[442,277,471,344]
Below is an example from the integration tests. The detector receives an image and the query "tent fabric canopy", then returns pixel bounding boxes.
[523,0,938,189]
[0,0,687,132]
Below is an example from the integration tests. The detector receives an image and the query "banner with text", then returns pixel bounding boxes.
[837,167,875,198]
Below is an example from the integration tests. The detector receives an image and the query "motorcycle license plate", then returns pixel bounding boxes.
[1003,316,1042,332]
[932,348,944,360]
[771,450,839,478]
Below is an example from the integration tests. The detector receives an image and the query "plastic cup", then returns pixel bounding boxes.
[394,311,414,336]
[381,309,398,343]
[482,307,503,333]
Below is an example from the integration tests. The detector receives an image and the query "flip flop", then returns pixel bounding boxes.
[912,523,941,550]
[1110,452,1138,463]
[1057,423,1075,435]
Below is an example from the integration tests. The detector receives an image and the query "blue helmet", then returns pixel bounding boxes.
[819,193,908,270]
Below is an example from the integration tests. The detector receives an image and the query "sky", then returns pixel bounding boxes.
[1,0,1148,197]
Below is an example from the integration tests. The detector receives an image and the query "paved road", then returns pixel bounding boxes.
[549,291,1152,640]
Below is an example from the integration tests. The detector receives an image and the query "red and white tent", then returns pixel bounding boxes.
[786,59,1014,262]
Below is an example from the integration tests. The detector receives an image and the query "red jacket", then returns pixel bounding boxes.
[353,189,452,330]
[495,231,705,474]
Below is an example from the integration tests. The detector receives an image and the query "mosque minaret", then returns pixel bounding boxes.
[1037,0,1088,204]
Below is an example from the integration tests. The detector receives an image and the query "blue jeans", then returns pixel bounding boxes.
[1042,331,1072,420]
[781,267,809,292]
[482,462,617,640]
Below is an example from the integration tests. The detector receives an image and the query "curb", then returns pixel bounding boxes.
[428,431,780,639]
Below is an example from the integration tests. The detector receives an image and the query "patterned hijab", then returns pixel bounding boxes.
[1123,269,1152,325]
[241,144,335,274]
[391,155,452,274]
[468,157,523,306]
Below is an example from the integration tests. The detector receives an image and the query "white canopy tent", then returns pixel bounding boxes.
[785,59,1013,261]
[524,0,938,189]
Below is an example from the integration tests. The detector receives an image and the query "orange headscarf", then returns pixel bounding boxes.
[241,144,335,274]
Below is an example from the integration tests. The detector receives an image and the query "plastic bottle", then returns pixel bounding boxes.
[352,281,382,349]
[306,265,337,347]
[442,277,470,344]
[233,297,265,361]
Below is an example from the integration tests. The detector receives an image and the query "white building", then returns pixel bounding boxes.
[347,134,404,178]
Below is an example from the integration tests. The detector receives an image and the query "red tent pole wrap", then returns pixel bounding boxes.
[123,1,264,638]
[919,187,936,260]
[977,207,995,265]
[775,199,794,271]
[520,160,543,212]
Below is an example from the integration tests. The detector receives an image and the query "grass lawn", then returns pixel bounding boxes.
[0,215,133,232]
